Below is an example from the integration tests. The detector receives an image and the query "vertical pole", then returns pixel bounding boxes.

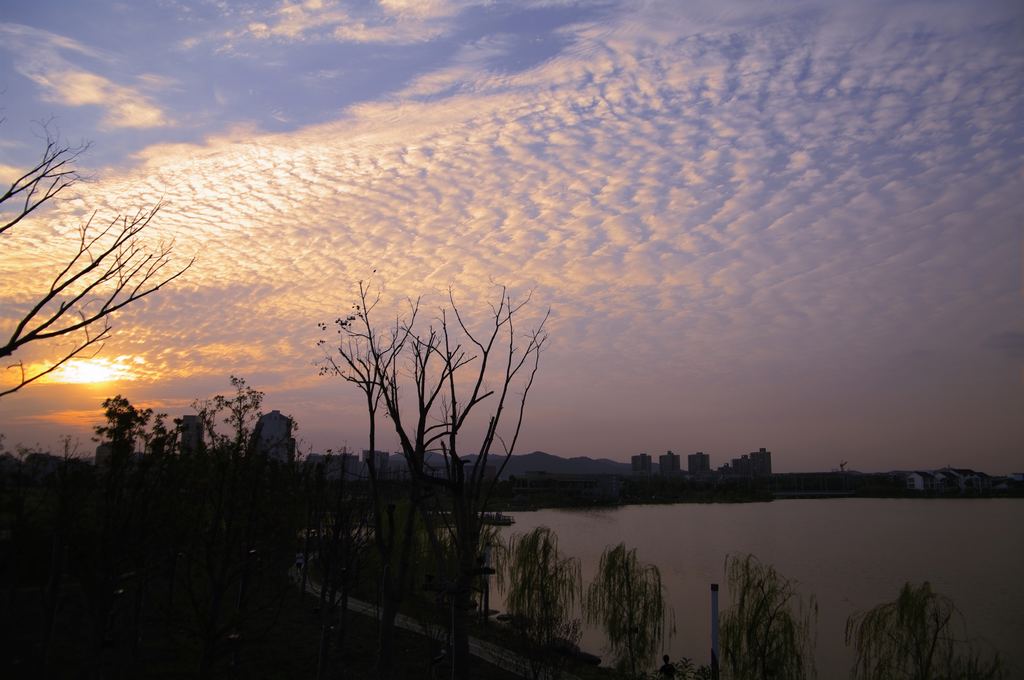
[482,545,492,625]
[451,588,457,680]
[711,583,720,680]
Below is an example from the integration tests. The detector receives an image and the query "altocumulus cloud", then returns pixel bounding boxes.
[2,0,1021,465]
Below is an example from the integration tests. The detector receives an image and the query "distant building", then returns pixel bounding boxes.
[94,443,112,467]
[730,455,752,476]
[940,467,991,492]
[905,471,935,491]
[659,450,680,475]
[178,414,203,454]
[305,451,362,480]
[930,469,955,491]
[723,448,772,477]
[631,453,652,475]
[688,451,710,475]
[255,410,295,462]
[750,448,772,476]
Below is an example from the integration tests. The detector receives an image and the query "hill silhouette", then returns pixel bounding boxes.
[476,450,635,479]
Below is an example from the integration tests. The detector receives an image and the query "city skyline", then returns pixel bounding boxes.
[1,0,1022,472]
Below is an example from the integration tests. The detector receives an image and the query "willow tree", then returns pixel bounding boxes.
[845,581,1004,680]
[498,526,582,680]
[721,554,817,680]
[585,543,672,678]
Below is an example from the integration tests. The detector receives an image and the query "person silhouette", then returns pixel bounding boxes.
[659,654,676,678]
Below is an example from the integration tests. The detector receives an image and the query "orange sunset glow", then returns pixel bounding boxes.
[43,357,142,385]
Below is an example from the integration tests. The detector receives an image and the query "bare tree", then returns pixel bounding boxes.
[320,281,548,680]
[319,285,418,680]
[0,131,192,397]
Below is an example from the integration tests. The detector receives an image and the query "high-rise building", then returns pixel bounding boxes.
[255,410,295,462]
[750,447,772,476]
[688,451,710,474]
[631,453,652,475]
[178,414,203,454]
[725,448,772,477]
[659,450,681,475]
[731,455,752,476]
[94,443,112,466]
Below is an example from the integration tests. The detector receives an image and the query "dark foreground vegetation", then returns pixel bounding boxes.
[2,561,524,680]
[0,385,551,680]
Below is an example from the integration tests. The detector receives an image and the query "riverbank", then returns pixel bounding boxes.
[489,484,1023,511]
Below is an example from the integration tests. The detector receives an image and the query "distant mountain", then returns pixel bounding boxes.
[489,451,634,479]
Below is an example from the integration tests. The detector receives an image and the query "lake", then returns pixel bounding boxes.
[497,498,1024,677]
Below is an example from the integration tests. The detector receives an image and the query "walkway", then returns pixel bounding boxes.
[299,576,578,679]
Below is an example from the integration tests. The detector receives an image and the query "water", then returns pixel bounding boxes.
[496,499,1024,677]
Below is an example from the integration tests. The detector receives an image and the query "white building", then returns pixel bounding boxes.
[905,471,934,491]
[255,410,295,462]
[178,414,203,454]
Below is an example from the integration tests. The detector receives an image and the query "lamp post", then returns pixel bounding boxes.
[711,583,720,680]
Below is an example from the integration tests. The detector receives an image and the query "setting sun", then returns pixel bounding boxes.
[45,357,139,385]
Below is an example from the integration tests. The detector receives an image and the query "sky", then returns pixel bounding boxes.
[1,0,1021,473]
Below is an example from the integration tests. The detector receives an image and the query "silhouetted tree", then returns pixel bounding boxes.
[37,395,177,678]
[319,284,420,680]
[721,554,817,680]
[36,440,94,679]
[176,377,300,679]
[320,282,548,680]
[94,395,151,458]
[303,452,372,680]
[845,581,1004,680]
[586,543,674,678]
[0,129,192,397]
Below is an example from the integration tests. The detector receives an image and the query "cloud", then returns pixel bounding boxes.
[2,0,1021,466]
[214,0,601,48]
[220,0,462,46]
[0,23,170,129]
[0,163,25,185]
[35,70,169,128]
